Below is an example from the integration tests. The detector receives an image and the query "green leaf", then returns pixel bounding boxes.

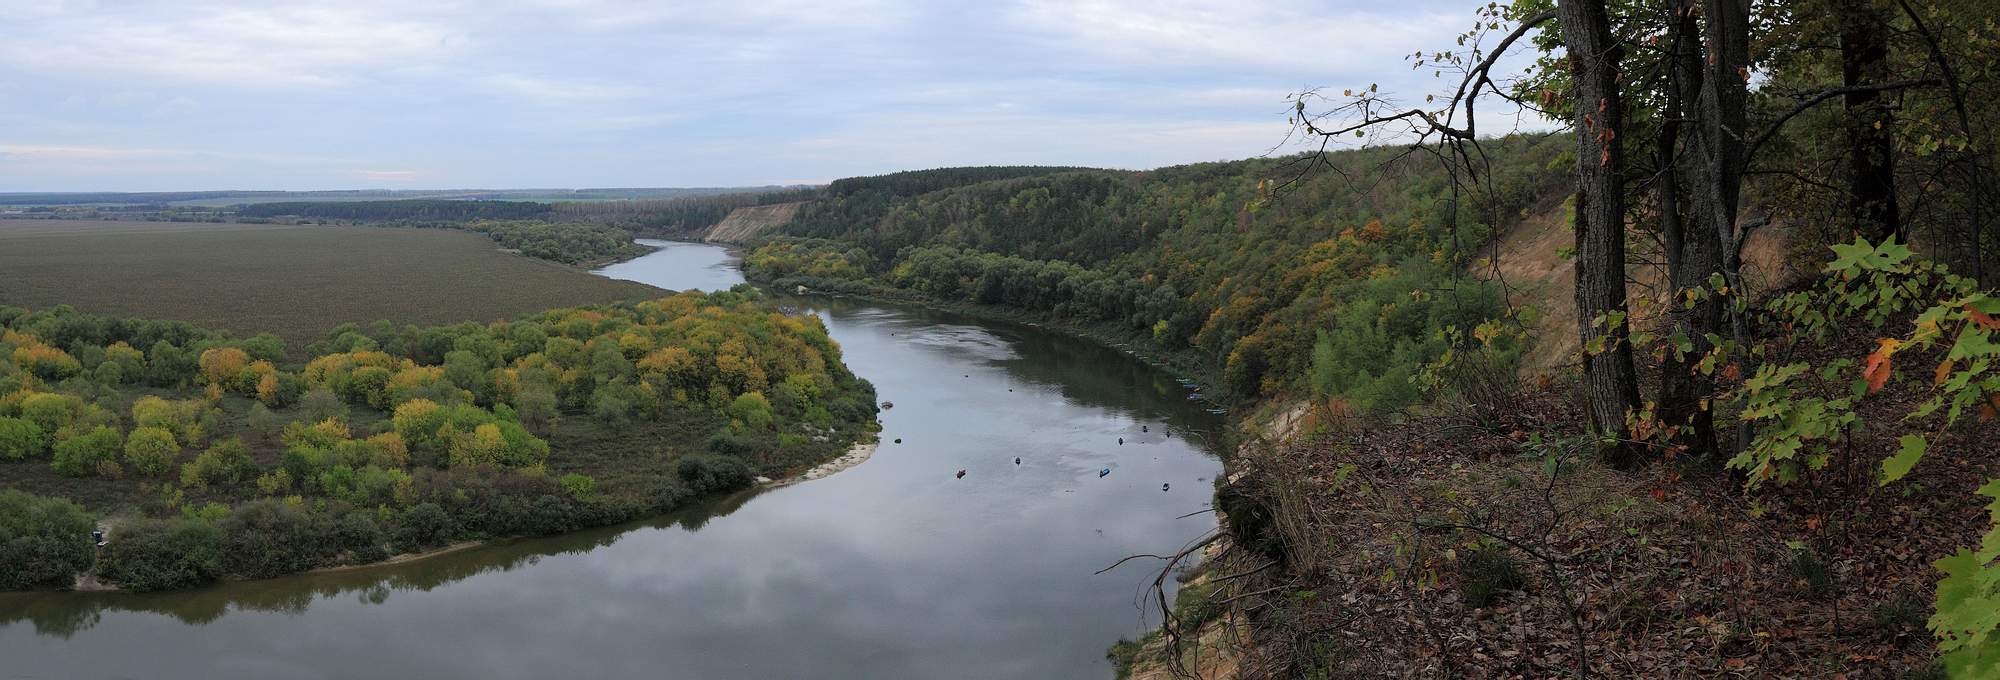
[1880,435,1928,486]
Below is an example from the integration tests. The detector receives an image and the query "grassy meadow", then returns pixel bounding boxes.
[0,220,662,352]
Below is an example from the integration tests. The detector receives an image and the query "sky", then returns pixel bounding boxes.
[0,0,1546,191]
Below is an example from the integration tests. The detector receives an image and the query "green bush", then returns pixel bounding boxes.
[218,499,331,578]
[0,416,47,460]
[20,392,80,434]
[0,490,96,590]
[676,454,755,495]
[181,438,255,490]
[123,426,180,477]
[51,425,122,477]
[560,473,597,500]
[394,502,453,552]
[95,518,223,592]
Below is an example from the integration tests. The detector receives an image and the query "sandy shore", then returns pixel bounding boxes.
[306,541,487,575]
[770,441,878,488]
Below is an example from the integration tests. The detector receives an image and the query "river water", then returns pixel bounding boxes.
[0,240,1226,679]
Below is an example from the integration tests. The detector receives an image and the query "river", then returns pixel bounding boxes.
[0,239,1226,679]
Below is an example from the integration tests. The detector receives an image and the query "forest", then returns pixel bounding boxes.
[551,187,819,234]
[0,290,876,592]
[728,0,2000,675]
[746,138,1566,412]
[235,199,556,222]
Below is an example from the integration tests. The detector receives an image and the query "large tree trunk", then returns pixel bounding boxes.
[1558,0,1642,464]
[1839,0,1902,241]
[1700,0,1755,452]
[1658,0,1721,456]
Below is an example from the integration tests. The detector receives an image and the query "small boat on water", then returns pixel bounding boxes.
[1098,468,1111,478]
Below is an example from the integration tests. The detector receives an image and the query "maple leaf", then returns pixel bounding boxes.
[1970,305,2000,330]
[1862,338,1901,393]
[1937,359,1956,386]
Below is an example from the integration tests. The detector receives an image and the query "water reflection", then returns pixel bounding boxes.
[1,241,1225,680]
[0,491,767,639]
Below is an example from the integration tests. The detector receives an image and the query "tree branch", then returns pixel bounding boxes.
[1745,79,1937,160]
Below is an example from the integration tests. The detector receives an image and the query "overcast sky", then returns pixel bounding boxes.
[0,0,1543,191]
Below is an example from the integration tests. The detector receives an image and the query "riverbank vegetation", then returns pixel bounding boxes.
[0,290,875,592]
[721,0,2000,674]
[1084,0,2000,677]
[743,139,1563,413]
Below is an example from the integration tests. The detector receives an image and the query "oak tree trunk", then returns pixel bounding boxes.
[1558,0,1643,464]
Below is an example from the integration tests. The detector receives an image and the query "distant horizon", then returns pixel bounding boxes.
[2,0,1545,193]
[0,185,823,196]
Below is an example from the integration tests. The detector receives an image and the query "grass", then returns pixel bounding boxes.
[0,220,661,353]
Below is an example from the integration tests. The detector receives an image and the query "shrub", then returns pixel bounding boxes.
[0,490,96,590]
[181,438,255,490]
[51,425,122,477]
[123,426,180,477]
[729,392,774,430]
[394,502,453,552]
[676,454,755,495]
[131,396,197,439]
[245,402,282,440]
[0,416,47,460]
[95,518,224,592]
[255,469,293,495]
[298,388,348,424]
[1459,547,1525,608]
[559,473,597,500]
[218,499,330,578]
[20,392,79,434]
[705,431,754,455]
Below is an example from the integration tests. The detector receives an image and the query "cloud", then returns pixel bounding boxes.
[1006,0,1460,73]
[0,0,1537,190]
[480,75,646,104]
[0,2,458,88]
[0,144,183,160]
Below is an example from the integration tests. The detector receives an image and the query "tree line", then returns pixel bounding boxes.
[746,137,1564,411]
[0,290,876,592]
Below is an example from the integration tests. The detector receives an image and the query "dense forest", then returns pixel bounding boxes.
[1049,0,1997,677]
[0,291,876,592]
[460,220,650,266]
[747,139,1566,411]
[731,0,2000,674]
[551,187,819,235]
[236,199,556,222]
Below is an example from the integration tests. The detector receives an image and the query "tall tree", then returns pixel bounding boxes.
[1836,0,1903,242]
[1558,0,1644,462]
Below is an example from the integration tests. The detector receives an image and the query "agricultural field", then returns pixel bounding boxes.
[0,220,662,352]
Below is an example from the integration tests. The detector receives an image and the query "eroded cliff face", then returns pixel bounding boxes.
[1478,202,1801,377]
[701,202,804,243]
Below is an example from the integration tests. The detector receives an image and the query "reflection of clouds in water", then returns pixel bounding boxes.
[896,324,1019,361]
[820,307,1021,363]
